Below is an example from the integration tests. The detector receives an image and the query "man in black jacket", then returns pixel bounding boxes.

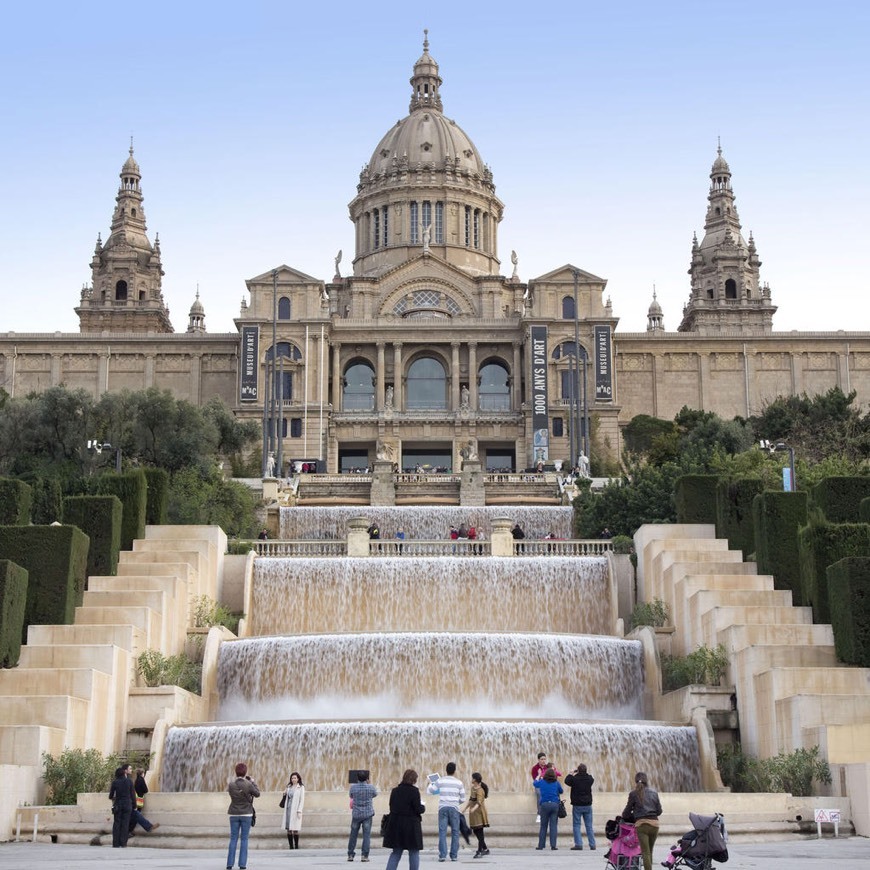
[108,764,135,847]
[564,763,596,850]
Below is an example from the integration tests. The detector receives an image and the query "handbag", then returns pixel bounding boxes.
[250,806,256,827]
[379,813,390,838]
[279,793,287,809]
[557,800,567,819]
[459,812,471,844]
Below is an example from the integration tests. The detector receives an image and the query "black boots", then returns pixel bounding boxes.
[287,832,295,849]
[293,833,299,849]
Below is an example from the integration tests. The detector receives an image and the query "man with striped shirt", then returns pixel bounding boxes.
[427,762,466,862]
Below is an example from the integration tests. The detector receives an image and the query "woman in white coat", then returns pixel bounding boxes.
[282,771,305,849]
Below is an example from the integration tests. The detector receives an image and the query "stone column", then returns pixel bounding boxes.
[98,350,110,395]
[468,342,478,410]
[451,341,461,410]
[370,459,396,506]
[347,516,371,557]
[331,342,341,408]
[512,342,522,409]
[190,353,202,404]
[377,342,385,410]
[50,354,62,387]
[393,343,403,409]
[490,517,514,557]
[145,354,155,389]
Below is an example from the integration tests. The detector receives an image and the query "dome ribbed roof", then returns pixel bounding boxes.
[711,145,730,175]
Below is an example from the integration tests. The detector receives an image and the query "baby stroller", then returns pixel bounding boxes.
[604,817,642,870]
[664,812,728,870]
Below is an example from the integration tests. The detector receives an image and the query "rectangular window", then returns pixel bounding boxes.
[473,209,480,248]
[422,200,432,232]
[383,206,389,247]
[290,418,302,438]
[435,202,444,243]
[373,208,380,249]
[561,369,579,401]
[552,417,564,437]
[464,206,471,246]
[410,202,418,243]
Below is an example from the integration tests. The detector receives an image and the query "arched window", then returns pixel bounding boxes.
[479,361,510,411]
[562,296,575,319]
[725,278,737,299]
[278,296,291,320]
[406,356,447,410]
[115,280,128,301]
[266,342,301,402]
[343,362,376,411]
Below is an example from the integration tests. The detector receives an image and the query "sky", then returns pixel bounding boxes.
[1,1,867,336]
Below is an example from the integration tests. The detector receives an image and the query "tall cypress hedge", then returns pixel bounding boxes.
[798,522,870,624]
[675,475,719,525]
[142,467,169,526]
[0,559,28,667]
[0,479,32,525]
[716,478,763,558]
[859,497,870,524]
[0,526,89,639]
[828,557,870,666]
[812,477,870,524]
[97,470,147,550]
[62,495,123,578]
[753,491,809,602]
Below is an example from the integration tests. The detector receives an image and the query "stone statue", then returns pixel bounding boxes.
[385,385,394,409]
[578,452,590,477]
[511,249,519,281]
[266,451,276,477]
[460,439,478,462]
[460,384,470,410]
[422,223,431,253]
[376,440,394,461]
[334,249,342,279]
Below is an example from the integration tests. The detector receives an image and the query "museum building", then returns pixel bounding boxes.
[2,38,868,474]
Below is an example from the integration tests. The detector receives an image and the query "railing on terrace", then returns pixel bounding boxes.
[395,473,461,484]
[248,540,348,557]
[372,539,490,557]
[238,539,612,557]
[514,539,612,556]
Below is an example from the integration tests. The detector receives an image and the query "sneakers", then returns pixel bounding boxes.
[149,823,160,832]
[571,845,583,850]
[535,814,541,824]
[590,845,597,850]
[361,859,370,864]
[348,857,354,862]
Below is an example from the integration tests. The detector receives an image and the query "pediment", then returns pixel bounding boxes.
[531,264,606,285]
[246,264,321,286]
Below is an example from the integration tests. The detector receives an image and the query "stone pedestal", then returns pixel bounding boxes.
[347,516,371,557]
[262,477,279,502]
[460,459,485,506]
[490,516,514,557]
[370,460,396,505]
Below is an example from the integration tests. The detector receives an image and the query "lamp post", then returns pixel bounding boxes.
[571,269,587,465]
[761,440,797,491]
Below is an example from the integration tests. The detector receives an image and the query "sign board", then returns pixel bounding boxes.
[530,325,549,461]
[594,325,613,402]
[240,326,259,402]
[814,808,841,838]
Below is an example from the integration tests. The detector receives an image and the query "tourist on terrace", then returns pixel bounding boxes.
[622,771,662,870]
[383,769,425,870]
[564,762,595,850]
[534,765,563,850]
[427,761,466,862]
[282,771,305,850]
[347,769,378,862]
[226,762,259,869]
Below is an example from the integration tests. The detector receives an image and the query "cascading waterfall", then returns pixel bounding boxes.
[279,505,573,540]
[250,556,610,636]
[217,633,645,721]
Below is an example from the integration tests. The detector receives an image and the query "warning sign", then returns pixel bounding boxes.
[814,809,841,823]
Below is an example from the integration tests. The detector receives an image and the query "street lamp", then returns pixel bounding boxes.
[760,440,796,492]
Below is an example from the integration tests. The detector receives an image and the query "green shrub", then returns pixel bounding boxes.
[674,475,719,525]
[798,522,870,624]
[753,491,809,602]
[30,477,63,525]
[0,479,32,525]
[812,477,870,524]
[716,478,763,558]
[136,649,202,694]
[62,495,122,578]
[42,748,121,805]
[0,560,28,667]
[97,470,148,550]
[662,644,729,691]
[716,743,831,796]
[828,557,870,666]
[630,598,669,630]
[861,498,870,524]
[192,594,240,634]
[610,535,633,555]
[142,467,170,526]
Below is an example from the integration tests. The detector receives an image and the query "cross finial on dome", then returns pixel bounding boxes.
[717,135,722,157]
[130,135,134,157]
[423,28,429,53]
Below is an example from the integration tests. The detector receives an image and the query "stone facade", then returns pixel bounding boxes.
[2,39,868,473]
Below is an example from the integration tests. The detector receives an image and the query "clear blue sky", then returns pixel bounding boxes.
[1,1,867,335]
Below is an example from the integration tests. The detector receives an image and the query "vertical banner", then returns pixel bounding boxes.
[530,325,549,462]
[240,326,259,402]
[594,325,613,402]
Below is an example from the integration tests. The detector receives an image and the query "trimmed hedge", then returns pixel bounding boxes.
[0,525,89,639]
[860,498,870,524]
[0,479,32,525]
[812,477,870,524]
[62,495,123,578]
[97,470,147,550]
[798,522,870,624]
[0,560,28,667]
[716,478,763,558]
[828,557,870,666]
[675,475,719,525]
[142,467,169,526]
[30,477,63,524]
[753,491,809,602]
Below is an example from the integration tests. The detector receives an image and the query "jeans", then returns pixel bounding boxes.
[227,815,253,869]
[112,805,132,847]
[385,847,420,870]
[538,801,559,849]
[572,804,595,848]
[348,814,373,858]
[129,808,154,833]
[438,805,461,859]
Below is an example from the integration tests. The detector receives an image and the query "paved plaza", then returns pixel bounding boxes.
[1,838,868,870]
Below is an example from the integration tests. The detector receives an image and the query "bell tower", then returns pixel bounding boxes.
[76,144,174,333]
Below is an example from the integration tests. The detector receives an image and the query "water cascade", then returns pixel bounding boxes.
[279,505,573,540]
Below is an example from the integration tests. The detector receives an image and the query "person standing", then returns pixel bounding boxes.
[108,764,135,848]
[347,770,378,862]
[128,767,160,836]
[282,771,305,850]
[427,761,466,862]
[461,771,490,859]
[533,767,563,851]
[622,771,662,870]
[383,769,425,870]
[564,762,595,850]
[226,762,259,870]
[530,752,561,822]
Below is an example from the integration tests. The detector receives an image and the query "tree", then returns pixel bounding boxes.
[168,465,257,537]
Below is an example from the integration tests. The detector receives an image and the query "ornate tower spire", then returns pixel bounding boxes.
[76,146,173,333]
[187,286,206,334]
[678,144,776,335]
[646,287,664,333]
[409,29,443,113]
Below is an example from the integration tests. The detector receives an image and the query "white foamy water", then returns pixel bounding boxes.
[162,721,701,794]
[250,557,610,636]
[216,633,644,721]
[279,506,573,540]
